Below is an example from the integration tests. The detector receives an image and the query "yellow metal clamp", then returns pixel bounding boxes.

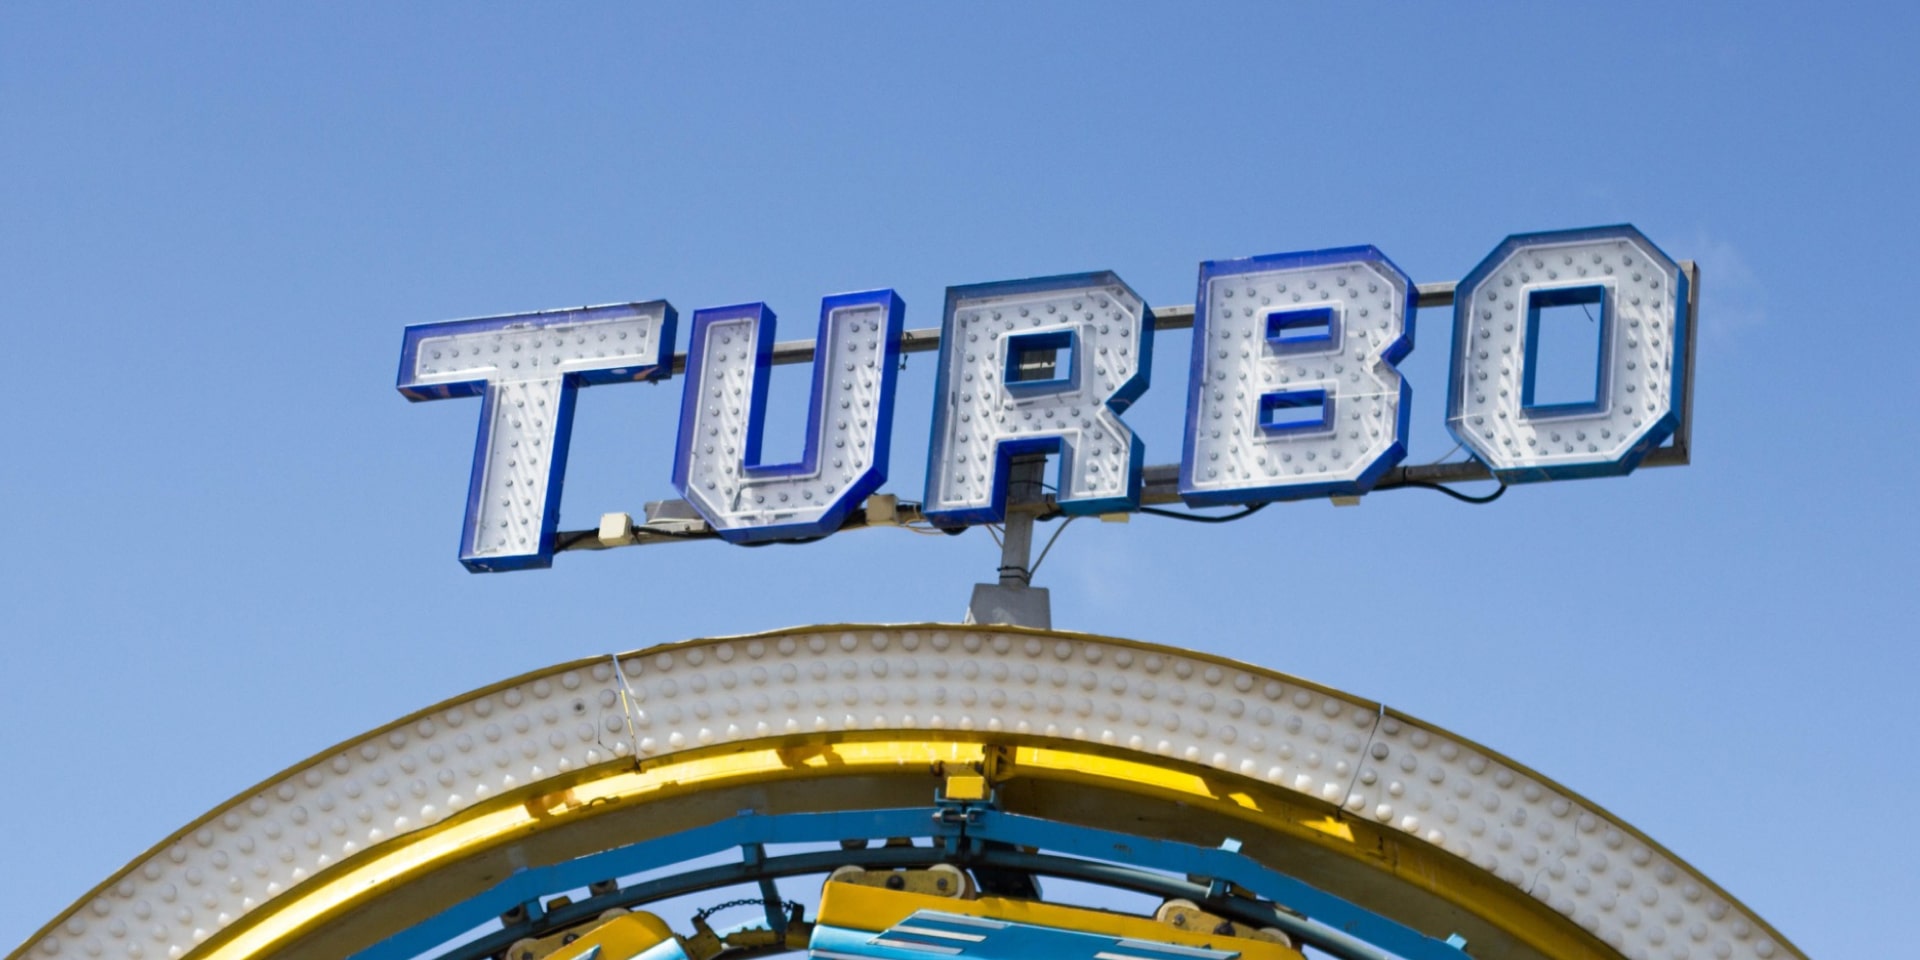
[525,913,678,960]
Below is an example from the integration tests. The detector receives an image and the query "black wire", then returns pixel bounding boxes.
[557,481,1502,552]
[1136,480,1506,519]
[738,535,829,548]
[554,525,710,551]
[1137,502,1268,524]
[1399,480,1507,504]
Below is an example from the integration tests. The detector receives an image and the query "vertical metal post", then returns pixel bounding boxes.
[997,455,1046,586]
[967,454,1052,628]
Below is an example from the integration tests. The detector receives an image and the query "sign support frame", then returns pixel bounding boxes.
[576,263,1696,557]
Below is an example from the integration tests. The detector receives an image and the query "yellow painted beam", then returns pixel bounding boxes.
[10,625,1803,960]
[817,881,1305,960]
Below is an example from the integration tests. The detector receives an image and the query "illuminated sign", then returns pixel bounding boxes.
[398,225,1692,571]
[1447,226,1687,482]
[673,290,906,543]
[1182,246,1415,505]
[926,272,1153,524]
[397,301,677,570]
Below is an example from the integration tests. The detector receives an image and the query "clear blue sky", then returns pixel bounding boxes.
[4,4,1915,957]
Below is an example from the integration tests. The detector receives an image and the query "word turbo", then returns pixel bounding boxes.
[398,225,1688,571]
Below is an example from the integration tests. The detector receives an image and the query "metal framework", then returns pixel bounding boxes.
[9,622,1800,960]
[570,264,1698,554]
[357,803,1452,960]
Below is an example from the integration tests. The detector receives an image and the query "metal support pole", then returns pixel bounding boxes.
[997,455,1046,586]
[968,454,1053,628]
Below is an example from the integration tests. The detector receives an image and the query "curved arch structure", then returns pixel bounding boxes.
[11,625,1805,960]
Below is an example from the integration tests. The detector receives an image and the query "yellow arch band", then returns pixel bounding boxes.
[11,625,1804,960]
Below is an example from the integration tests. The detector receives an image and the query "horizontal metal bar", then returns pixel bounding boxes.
[669,281,1460,374]
[569,263,1694,550]
[555,456,1647,553]
[1137,442,1688,505]
[1416,281,1458,309]
[557,445,1685,553]
[553,445,1684,552]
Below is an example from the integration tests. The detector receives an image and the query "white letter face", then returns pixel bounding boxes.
[1180,247,1416,505]
[397,301,678,571]
[1447,225,1688,482]
[672,290,905,543]
[924,272,1154,524]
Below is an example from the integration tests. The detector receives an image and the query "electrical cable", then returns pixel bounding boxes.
[1400,480,1506,504]
[555,523,715,551]
[896,522,953,536]
[1137,502,1269,524]
[883,499,960,536]
[554,530,598,551]
[557,477,1504,552]
[1027,517,1077,577]
[737,535,829,548]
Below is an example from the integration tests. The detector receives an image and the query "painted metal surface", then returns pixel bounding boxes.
[395,301,679,571]
[10,625,1802,960]
[672,290,906,542]
[393,235,1700,566]
[925,274,1155,524]
[810,882,1303,960]
[346,801,1460,960]
[1446,226,1688,483]
[541,913,683,960]
[1181,246,1416,505]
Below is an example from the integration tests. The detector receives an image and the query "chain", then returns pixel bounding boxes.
[692,897,789,924]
